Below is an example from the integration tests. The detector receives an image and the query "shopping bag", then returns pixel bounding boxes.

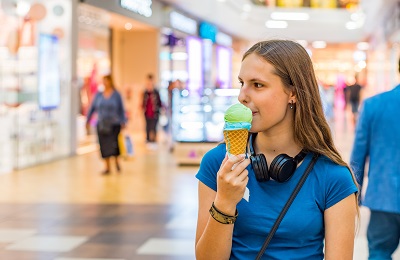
[118,133,134,159]
[124,135,134,157]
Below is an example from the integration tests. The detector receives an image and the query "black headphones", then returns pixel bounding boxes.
[249,133,307,182]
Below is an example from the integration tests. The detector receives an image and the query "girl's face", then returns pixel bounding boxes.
[238,53,294,134]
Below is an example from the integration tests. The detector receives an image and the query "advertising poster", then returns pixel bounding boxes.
[38,34,60,110]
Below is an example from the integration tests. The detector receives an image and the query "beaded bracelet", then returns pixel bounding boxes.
[209,202,238,224]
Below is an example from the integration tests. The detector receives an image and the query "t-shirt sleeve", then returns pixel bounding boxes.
[324,162,359,210]
[195,143,226,192]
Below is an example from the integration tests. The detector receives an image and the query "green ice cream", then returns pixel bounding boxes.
[224,103,252,130]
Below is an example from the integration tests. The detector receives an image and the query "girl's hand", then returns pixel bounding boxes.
[214,154,250,214]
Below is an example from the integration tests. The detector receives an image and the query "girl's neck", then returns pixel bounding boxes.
[254,131,301,157]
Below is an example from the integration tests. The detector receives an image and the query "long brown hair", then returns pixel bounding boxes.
[243,40,360,219]
[243,40,345,166]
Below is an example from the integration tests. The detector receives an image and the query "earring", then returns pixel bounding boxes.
[289,101,294,109]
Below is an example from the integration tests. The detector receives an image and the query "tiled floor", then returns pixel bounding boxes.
[0,107,399,260]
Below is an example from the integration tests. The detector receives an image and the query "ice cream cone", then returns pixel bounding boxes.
[223,103,252,157]
[224,129,249,156]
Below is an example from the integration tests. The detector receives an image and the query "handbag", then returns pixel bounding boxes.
[255,153,320,260]
[98,119,113,134]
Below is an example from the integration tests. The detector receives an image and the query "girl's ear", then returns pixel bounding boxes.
[289,91,297,104]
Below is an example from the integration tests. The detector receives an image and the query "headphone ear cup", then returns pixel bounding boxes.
[269,154,297,182]
[251,154,269,182]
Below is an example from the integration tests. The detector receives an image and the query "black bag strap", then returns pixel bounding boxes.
[255,153,320,260]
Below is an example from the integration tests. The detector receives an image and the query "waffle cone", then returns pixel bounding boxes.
[224,129,249,156]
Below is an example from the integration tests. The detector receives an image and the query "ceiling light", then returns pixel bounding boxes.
[271,12,309,21]
[312,41,326,49]
[124,22,132,30]
[265,20,288,29]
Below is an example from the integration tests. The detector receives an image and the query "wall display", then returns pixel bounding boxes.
[172,88,240,165]
[38,34,60,110]
[0,0,73,173]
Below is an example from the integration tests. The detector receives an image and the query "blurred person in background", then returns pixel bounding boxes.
[345,73,363,125]
[323,83,335,124]
[350,62,400,260]
[141,73,162,145]
[86,74,127,175]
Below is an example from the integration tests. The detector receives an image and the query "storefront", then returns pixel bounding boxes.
[0,0,76,173]
[76,0,165,149]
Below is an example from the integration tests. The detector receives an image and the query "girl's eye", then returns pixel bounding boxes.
[254,83,263,88]
[238,81,244,87]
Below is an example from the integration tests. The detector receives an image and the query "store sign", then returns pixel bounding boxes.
[120,0,152,17]
[199,22,218,43]
[170,11,197,35]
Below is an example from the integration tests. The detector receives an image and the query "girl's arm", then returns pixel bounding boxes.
[195,182,233,260]
[195,155,249,260]
[324,194,357,260]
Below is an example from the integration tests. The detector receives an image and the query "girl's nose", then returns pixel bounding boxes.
[238,86,248,104]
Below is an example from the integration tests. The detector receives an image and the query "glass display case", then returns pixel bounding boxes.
[172,88,240,165]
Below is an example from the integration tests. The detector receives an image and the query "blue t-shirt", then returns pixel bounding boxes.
[196,144,358,260]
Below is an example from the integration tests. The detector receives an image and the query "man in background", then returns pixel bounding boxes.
[345,74,363,125]
[350,62,400,259]
[141,74,162,145]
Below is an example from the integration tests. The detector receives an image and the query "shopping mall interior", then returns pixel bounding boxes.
[1,0,400,259]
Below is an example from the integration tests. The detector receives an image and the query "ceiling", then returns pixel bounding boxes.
[158,0,394,44]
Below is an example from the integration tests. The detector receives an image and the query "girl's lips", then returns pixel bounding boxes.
[252,112,258,116]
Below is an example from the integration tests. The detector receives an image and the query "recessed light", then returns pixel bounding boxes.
[125,22,133,30]
[271,12,309,21]
[265,20,288,29]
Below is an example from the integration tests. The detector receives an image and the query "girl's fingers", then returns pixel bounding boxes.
[223,154,246,169]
